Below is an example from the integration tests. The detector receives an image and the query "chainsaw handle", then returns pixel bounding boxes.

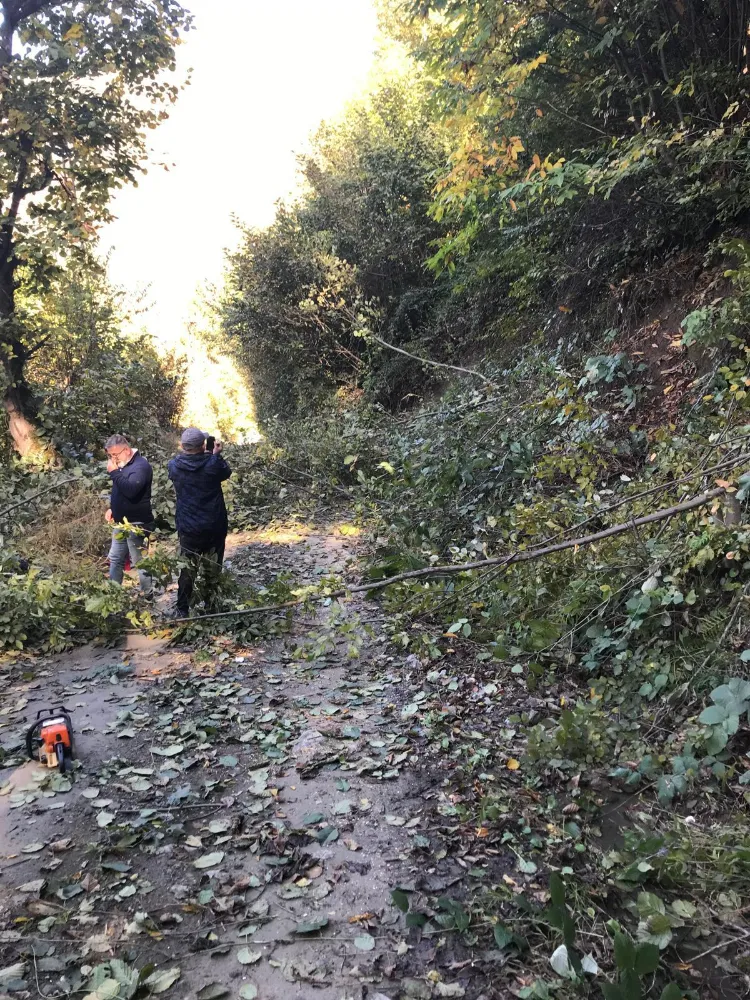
[25,720,41,760]
[34,705,71,719]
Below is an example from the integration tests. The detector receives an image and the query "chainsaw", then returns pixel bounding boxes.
[26,707,75,773]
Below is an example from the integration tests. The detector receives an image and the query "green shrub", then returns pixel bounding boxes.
[0,566,137,652]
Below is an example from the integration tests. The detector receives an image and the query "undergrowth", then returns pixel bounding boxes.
[216,239,750,997]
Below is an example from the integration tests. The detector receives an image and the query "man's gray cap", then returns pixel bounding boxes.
[180,427,206,450]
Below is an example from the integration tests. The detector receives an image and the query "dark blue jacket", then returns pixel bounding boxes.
[167,452,232,537]
[110,452,154,525]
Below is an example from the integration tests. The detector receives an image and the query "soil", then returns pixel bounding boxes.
[0,523,438,1000]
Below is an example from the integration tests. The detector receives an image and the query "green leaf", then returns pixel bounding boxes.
[196,986,229,1000]
[494,924,513,949]
[548,872,565,908]
[295,917,328,934]
[659,985,684,1000]
[0,964,27,989]
[634,942,660,975]
[316,826,338,846]
[614,932,636,971]
[670,899,696,919]
[83,981,120,1000]
[391,888,410,912]
[621,969,643,1000]
[143,967,181,994]
[354,933,375,951]
[237,949,262,965]
[698,704,726,725]
[101,861,131,873]
[239,987,258,1000]
[437,895,471,931]
[151,744,184,757]
[193,852,224,869]
[637,892,665,917]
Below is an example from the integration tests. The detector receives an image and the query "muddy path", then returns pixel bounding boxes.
[0,522,473,1000]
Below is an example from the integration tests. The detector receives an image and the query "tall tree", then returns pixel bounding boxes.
[0,0,192,456]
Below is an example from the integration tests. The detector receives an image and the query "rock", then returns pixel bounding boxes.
[292,728,336,772]
[401,980,432,1000]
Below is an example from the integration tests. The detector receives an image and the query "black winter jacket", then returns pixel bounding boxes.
[109,452,154,525]
[167,452,232,537]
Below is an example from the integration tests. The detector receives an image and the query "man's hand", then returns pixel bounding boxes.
[213,440,223,454]
[105,508,114,524]
[107,457,117,473]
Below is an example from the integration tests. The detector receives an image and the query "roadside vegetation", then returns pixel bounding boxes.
[211,1,750,996]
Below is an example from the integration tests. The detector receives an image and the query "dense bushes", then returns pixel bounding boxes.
[404,0,750,307]
[0,551,137,652]
[221,2,750,428]
[40,344,185,457]
[221,78,455,420]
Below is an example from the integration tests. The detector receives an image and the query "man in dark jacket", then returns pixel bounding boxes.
[168,427,232,617]
[105,434,154,597]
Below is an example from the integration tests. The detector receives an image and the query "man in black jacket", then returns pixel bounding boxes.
[167,427,232,617]
[105,434,154,597]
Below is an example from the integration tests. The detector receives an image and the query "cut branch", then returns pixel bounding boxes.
[168,484,727,625]
[368,334,494,386]
[0,477,82,521]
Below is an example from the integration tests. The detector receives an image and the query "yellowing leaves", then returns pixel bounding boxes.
[506,758,520,770]
[63,23,84,42]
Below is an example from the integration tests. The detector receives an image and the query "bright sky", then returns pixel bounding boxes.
[102,0,378,347]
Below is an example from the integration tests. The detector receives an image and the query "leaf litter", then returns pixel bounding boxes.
[0,520,639,999]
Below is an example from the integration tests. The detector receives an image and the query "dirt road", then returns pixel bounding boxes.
[0,523,473,1000]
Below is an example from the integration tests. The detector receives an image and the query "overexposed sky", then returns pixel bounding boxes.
[102,0,378,345]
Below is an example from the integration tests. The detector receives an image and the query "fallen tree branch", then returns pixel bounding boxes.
[274,461,351,497]
[557,451,750,541]
[369,334,495,386]
[263,464,351,500]
[0,477,83,521]
[166,484,726,625]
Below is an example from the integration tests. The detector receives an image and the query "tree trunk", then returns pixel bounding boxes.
[0,2,56,460]
[0,261,50,460]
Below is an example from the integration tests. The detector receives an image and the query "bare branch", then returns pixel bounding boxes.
[369,334,494,386]
[169,484,728,624]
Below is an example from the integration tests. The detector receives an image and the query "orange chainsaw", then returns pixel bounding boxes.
[26,707,75,772]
